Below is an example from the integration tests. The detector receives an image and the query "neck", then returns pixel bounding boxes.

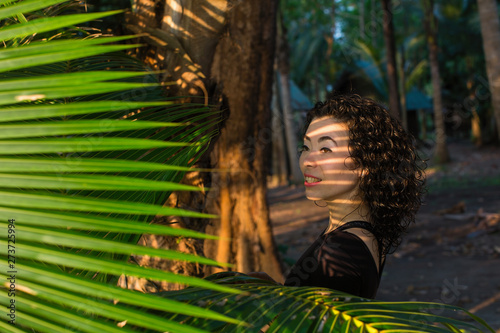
[325,199,371,233]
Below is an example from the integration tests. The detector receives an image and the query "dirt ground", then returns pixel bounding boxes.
[268,140,500,331]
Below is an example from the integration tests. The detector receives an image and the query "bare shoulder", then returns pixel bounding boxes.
[343,228,381,272]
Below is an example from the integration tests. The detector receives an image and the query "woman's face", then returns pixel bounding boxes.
[299,117,361,202]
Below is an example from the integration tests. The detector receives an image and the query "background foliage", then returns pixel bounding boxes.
[282,0,494,141]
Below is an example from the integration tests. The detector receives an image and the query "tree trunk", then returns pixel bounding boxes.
[126,0,284,288]
[399,46,408,130]
[422,0,450,164]
[277,15,303,184]
[120,0,225,292]
[381,0,401,121]
[471,110,483,146]
[359,0,365,40]
[271,79,288,187]
[477,0,500,143]
[371,0,377,47]
[204,0,284,282]
[419,109,427,140]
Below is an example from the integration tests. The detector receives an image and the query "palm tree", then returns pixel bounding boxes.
[276,9,303,185]
[0,1,495,332]
[422,0,450,163]
[381,0,402,121]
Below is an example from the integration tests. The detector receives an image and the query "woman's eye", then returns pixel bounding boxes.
[298,145,309,153]
[320,147,332,153]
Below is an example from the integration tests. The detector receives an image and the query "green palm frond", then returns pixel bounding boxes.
[405,59,429,91]
[0,1,240,332]
[404,33,427,53]
[159,273,494,333]
[352,40,388,100]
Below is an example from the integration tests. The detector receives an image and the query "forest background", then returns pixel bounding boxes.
[1,0,499,332]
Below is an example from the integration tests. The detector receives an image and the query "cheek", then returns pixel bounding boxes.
[298,155,306,171]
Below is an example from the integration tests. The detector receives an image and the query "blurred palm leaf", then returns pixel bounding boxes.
[0,1,240,332]
[353,40,388,100]
[405,58,429,91]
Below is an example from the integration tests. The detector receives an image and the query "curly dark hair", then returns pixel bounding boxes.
[303,94,426,255]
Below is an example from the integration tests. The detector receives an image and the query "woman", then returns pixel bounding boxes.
[281,94,425,298]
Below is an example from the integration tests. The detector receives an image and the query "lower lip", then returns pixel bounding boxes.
[304,181,321,187]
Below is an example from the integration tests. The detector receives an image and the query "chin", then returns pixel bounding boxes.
[305,194,324,202]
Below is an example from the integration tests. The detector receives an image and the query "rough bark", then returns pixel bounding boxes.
[120,0,221,291]
[381,0,401,121]
[124,0,283,288]
[477,0,500,143]
[422,0,450,163]
[205,0,283,282]
[118,183,210,292]
[127,0,229,101]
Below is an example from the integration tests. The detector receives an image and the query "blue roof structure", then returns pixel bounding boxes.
[406,87,432,111]
[289,79,313,110]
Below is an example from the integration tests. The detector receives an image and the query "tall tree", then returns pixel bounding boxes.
[422,0,450,163]
[206,0,283,281]
[430,1,489,144]
[127,0,284,284]
[277,10,303,184]
[122,1,230,290]
[371,0,377,46]
[381,0,402,120]
[477,0,500,142]
[359,0,365,40]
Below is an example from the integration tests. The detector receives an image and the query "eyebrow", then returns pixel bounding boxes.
[304,135,337,144]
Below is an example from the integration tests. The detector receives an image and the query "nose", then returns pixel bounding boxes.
[301,151,317,168]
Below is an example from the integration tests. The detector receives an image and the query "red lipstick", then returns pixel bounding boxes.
[304,174,322,187]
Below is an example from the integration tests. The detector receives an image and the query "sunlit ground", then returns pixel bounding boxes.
[420,141,500,193]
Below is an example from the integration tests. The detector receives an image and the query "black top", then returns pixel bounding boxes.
[284,221,384,299]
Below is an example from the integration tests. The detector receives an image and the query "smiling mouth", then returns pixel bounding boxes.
[305,176,322,183]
